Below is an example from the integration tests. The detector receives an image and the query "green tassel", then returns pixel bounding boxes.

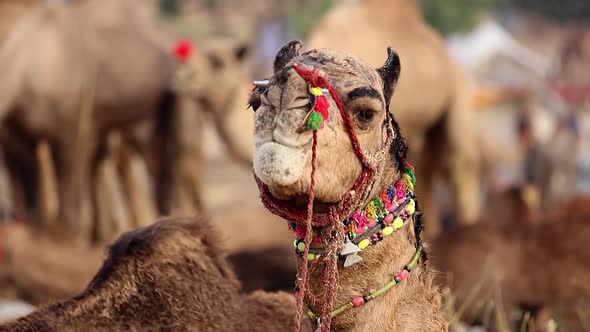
[307,111,323,130]
[372,197,384,211]
[404,166,416,185]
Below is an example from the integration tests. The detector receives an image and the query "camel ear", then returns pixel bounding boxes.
[273,40,302,73]
[377,47,401,108]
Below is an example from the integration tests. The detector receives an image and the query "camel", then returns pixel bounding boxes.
[2,42,446,332]
[168,37,255,214]
[249,40,447,331]
[0,217,306,332]
[0,0,174,239]
[430,197,590,331]
[307,0,480,239]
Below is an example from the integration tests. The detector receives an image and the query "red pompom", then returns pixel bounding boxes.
[314,95,330,120]
[174,39,194,62]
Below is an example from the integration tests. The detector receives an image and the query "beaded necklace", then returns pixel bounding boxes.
[291,164,423,327]
[292,163,417,266]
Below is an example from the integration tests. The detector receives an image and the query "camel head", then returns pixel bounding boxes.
[172,38,250,113]
[250,41,407,215]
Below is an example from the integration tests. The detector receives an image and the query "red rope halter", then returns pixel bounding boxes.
[254,63,395,332]
[256,63,384,228]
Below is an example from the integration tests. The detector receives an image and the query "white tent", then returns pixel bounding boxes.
[447,19,551,89]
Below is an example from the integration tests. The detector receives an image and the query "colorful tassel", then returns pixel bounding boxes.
[307,111,324,130]
[306,87,330,130]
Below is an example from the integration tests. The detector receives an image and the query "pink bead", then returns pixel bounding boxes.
[397,269,409,281]
[384,214,394,224]
[395,181,406,199]
[367,219,377,228]
[294,226,306,238]
[314,236,322,243]
[352,297,365,307]
[387,203,396,212]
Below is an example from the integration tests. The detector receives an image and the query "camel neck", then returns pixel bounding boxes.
[305,211,424,330]
[298,163,425,328]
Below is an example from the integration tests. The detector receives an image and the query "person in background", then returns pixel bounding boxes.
[515,108,542,216]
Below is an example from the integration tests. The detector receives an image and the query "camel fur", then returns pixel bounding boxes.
[307,0,481,239]
[0,0,38,46]
[0,217,307,332]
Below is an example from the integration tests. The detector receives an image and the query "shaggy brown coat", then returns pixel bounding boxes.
[0,217,308,332]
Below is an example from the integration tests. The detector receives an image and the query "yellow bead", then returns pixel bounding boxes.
[307,253,315,261]
[403,174,412,184]
[297,242,306,251]
[358,239,370,249]
[310,87,323,96]
[407,205,416,214]
[383,226,394,236]
[393,217,404,229]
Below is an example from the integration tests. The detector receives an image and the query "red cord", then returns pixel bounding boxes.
[295,130,318,332]
[269,63,392,332]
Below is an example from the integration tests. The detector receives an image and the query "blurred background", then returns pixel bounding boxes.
[0,0,588,330]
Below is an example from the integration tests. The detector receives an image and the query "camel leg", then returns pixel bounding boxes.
[0,149,14,222]
[104,131,133,238]
[95,156,132,242]
[414,148,441,240]
[56,135,94,241]
[442,68,481,225]
[122,144,157,228]
[36,140,59,231]
[412,123,444,240]
[170,97,205,215]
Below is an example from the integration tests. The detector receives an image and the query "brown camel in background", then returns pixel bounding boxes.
[307,0,480,239]
[0,218,306,332]
[430,186,590,331]
[0,0,174,240]
[168,37,255,215]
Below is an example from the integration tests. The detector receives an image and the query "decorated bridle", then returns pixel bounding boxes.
[252,54,422,332]
[254,63,395,228]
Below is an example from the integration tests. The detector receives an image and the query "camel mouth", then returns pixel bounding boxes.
[253,142,309,187]
[284,194,334,214]
[256,181,338,217]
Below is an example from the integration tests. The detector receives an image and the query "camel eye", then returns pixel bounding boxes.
[356,109,376,123]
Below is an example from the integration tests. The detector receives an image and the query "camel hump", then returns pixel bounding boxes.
[88,215,239,290]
